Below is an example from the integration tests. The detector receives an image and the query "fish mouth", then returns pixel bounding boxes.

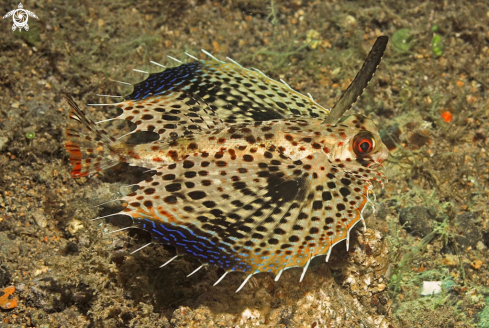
[365,162,383,170]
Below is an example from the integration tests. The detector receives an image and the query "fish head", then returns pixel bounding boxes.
[328,114,389,171]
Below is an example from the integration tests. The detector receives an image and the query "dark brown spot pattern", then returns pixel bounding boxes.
[69,51,389,280]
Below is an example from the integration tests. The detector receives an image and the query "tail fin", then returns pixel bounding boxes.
[65,94,120,178]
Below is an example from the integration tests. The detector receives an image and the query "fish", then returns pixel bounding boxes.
[65,36,389,292]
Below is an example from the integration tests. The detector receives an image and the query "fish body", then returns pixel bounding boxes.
[65,37,389,288]
[94,116,386,169]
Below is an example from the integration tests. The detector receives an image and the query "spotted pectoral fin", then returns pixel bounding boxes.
[115,59,330,141]
[117,147,384,275]
[119,148,307,273]
[116,85,225,141]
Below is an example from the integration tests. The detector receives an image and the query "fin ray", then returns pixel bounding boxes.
[114,58,330,141]
[65,95,121,178]
[117,137,386,275]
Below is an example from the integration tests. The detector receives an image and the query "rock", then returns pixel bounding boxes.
[420,281,441,296]
[0,136,8,151]
[66,219,84,235]
[453,212,484,249]
[470,260,483,270]
[168,228,394,327]
[399,206,437,237]
[32,212,49,228]
[0,265,11,286]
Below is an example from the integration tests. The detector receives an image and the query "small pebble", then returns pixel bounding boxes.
[15,283,26,292]
[0,286,18,309]
[32,212,48,228]
[420,281,441,296]
[66,219,84,235]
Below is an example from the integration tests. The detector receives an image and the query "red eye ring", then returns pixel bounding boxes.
[353,133,375,156]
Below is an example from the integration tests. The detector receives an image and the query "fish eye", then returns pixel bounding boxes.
[353,132,375,156]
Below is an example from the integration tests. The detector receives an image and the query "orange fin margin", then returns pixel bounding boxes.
[65,95,120,178]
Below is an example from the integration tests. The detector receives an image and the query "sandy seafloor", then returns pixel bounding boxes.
[1,0,489,327]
